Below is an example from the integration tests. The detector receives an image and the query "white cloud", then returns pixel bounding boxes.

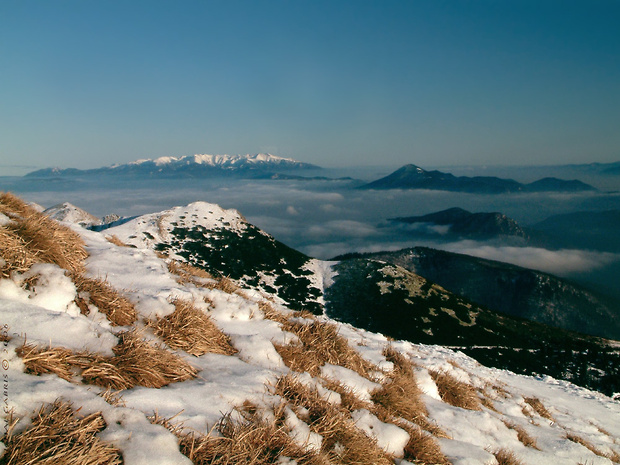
[441,242,620,275]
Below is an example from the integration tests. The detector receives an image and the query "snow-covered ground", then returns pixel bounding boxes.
[1,201,619,464]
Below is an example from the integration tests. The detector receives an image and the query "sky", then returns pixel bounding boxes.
[1,0,620,175]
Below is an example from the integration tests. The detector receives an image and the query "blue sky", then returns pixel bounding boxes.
[1,0,619,174]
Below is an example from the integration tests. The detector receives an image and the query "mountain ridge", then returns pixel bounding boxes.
[26,153,321,178]
[360,164,597,193]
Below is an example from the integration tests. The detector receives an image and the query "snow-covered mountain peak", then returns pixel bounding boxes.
[129,153,305,168]
[43,202,102,227]
[106,201,248,249]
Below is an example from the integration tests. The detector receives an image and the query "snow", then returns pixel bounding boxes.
[43,202,102,227]
[2,200,619,464]
[351,409,410,457]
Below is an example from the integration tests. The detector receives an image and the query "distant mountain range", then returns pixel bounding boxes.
[26,153,320,178]
[360,164,597,193]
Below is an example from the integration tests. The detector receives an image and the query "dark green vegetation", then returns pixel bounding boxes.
[334,247,620,341]
[324,258,620,397]
[155,223,323,313]
[390,207,529,240]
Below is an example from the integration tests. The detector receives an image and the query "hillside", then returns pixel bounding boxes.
[95,201,620,395]
[1,192,620,465]
[334,247,620,342]
[390,207,530,240]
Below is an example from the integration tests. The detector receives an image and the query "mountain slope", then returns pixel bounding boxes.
[334,247,620,341]
[105,201,325,313]
[390,207,530,240]
[2,193,620,464]
[1,192,619,465]
[26,153,320,178]
[360,164,597,193]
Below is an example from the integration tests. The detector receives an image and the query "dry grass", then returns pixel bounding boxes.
[259,301,289,324]
[274,374,394,464]
[151,403,325,465]
[428,369,482,411]
[18,331,198,390]
[0,192,88,275]
[0,192,40,216]
[0,227,37,278]
[321,379,373,412]
[274,320,376,378]
[71,272,137,326]
[491,448,525,465]
[397,422,451,465]
[0,399,122,465]
[502,420,539,449]
[566,432,620,463]
[82,330,198,389]
[105,235,132,247]
[1,192,88,281]
[523,397,554,421]
[372,347,428,423]
[16,343,89,383]
[167,260,214,287]
[149,298,237,356]
[211,276,240,294]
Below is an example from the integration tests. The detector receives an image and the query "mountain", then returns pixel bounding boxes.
[390,207,529,240]
[104,201,326,314]
[25,153,321,178]
[3,192,619,464]
[360,164,597,193]
[333,247,620,342]
[43,202,103,228]
[324,257,620,396]
[69,200,618,396]
[531,209,620,253]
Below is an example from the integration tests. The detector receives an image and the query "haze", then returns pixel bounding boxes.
[2,0,620,175]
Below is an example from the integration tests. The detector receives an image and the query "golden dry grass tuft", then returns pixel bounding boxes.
[1,192,88,277]
[18,331,198,390]
[104,235,132,247]
[0,399,122,465]
[167,260,214,287]
[0,192,39,216]
[566,432,620,463]
[398,422,451,465]
[0,227,37,278]
[523,397,554,421]
[371,347,428,423]
[428,369,482,411]
[274,319,376,378]
[321,379,373,412]
[82,330,198,389]
[211,276,240,294]
[491,448,525,465]
[503,420,539,449]
[259,301,289,324]
[151,403,325,465]
[16,343,89,383]
[71,272,137,326]
[149,298,237,356]
[274,374,393,465]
